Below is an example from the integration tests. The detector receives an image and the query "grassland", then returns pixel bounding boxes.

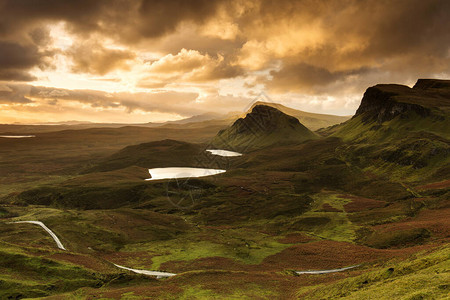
[0,89,448,298]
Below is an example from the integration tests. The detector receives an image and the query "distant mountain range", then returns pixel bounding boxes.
[1,101,350,134]
[248,101,351,131]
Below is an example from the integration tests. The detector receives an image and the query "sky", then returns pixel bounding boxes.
[0,0,449,124]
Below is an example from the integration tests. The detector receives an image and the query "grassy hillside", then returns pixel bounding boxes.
[299,246,450,299]
[328,80,450,183]
[86,139,207,173]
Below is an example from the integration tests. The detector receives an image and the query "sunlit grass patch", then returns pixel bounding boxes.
[121,227,291,270]
[288,192,359,242]
[298,246,450,299]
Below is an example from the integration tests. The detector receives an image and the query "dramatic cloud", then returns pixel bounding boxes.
[67,41,136,75]
[135,0,225,39]
[236,0,450,92]
[0,0,448,122]
[0,0,108,38]
[267,62,371,94]
[139,48,243,86]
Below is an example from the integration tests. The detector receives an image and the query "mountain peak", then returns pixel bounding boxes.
[211,104,317,152]
[245,104,303,131]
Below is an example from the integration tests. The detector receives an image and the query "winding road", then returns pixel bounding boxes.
[7,220,360,278]
[8,220,177,278]
[113,264,176,278]
[295,265,359,275]
[9,220,66,250]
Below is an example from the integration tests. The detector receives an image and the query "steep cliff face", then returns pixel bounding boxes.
[354,85,429,123]
[413,78,450,90]
[354,79,450,123]
[211,105,317,152]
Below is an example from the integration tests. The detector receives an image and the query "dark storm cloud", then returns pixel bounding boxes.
[0,70,36,81]
[0,0,225,40]
[136,0,225,38]
[0,0,118,79]
[0,41,40,69]
[0,41,41,81]
[267,62,372,93]
[0,0,234,78]
[253,0,450,92]
[0,0,449,89]
[0,0,108,37]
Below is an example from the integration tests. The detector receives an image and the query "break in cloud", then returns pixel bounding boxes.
[0,0,449,123]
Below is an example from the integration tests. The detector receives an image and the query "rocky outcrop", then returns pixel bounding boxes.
[354,79,450,123]
[413,79,450,90]
[232,105,305,134]
[355,85,430,123]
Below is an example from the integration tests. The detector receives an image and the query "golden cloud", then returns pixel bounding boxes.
[67,41,136,75]
[0,0,449,121]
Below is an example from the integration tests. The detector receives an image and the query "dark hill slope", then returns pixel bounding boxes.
[86,139,205,173]
[211,105,317,152]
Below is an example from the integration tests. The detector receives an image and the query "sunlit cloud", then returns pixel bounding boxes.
[0,0,448,123]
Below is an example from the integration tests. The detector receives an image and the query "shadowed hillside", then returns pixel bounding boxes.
[86,139,206,173]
